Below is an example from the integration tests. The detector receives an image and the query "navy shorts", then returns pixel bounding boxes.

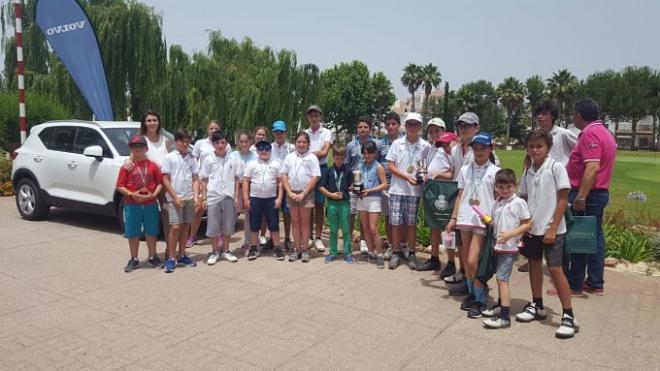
[250,197,279,232]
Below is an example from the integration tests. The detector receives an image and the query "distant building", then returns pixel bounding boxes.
[393,89,445,115]
[607,116,656,149]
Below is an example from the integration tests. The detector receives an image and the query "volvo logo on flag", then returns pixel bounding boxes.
[46,21,86,36]
[36,0,113,121]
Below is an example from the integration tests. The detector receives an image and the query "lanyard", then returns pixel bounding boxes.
[405,139,419,167]
[292,153,308,189]
[334,168,344,192]
[361,161,376,187]
[136,161,148,189]
[468,161,489,202]
[525,157,553,214]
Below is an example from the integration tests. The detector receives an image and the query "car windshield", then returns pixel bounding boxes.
[102,128,139,156]
[102,128,174,156]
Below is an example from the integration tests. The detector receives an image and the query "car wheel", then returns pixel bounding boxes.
[15,178,50,220]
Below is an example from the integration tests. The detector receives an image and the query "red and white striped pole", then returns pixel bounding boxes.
[14,0,27,144]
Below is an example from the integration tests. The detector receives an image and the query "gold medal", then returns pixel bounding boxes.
[407,165,414,174]
[469,199,480,206]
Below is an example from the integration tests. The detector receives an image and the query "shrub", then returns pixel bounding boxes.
[604,224,655,263]
[0,90,70,149]
[0,156,13,196]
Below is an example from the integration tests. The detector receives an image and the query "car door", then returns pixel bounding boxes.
[69,127,118,205]
[38,125,79,200]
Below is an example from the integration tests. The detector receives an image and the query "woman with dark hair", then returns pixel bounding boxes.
[139,110,172,166]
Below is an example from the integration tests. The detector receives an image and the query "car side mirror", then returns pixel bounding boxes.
[83,145,104,160]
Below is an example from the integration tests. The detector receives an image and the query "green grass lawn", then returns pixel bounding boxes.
[497,149,660,226]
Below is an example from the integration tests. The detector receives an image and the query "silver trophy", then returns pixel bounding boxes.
[416,159,428,184]
[352,170,364,194]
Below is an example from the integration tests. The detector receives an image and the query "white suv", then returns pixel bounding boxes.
[11,120,173,226]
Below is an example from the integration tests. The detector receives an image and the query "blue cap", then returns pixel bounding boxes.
[272,120,287,132]
[469,132,493,146]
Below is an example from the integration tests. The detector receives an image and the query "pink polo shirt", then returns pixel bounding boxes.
[567,121,616,190]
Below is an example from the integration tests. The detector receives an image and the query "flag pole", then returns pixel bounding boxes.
[14,0,27,144]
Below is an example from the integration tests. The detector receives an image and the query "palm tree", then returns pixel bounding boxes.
[547,69,578,126]
[421,63,441,115]
[525,75,546,129]
[401,64,422,112]
[497,77,526,146]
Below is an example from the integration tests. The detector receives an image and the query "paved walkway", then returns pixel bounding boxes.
[0,197,659,370]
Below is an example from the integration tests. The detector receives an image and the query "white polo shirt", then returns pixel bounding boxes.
[199,153,240,205]
[282,151,321,191]
[548,125,578,166]
[230,150,257,182]
[450,143,500,180]
[244,158,281,199]
[424,146,452,179]
[305,125,333,165]
[193,138,231,167]
[450,144,473,181]
[385,136,431,197]
[519,157,570,236]
[272,140,295,163]
[456,161,500,228]
[160,150,199,202]
[492,195,531,253]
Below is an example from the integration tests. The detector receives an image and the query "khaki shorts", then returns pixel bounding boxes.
[166,199,195,225]
[287,190,314,209]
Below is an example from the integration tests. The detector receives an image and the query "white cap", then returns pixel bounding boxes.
[427,117,446,129]
[405,112,423,125]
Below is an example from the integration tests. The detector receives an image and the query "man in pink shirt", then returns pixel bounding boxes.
[566,98,616,295]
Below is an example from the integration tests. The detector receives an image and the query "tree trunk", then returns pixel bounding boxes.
[505,111,511,146]
[631,116,638,151]
[653,115,658,151]
[410,92,416,112]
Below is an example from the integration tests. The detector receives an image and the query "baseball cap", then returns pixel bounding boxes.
[427,117,446,129]
[272,120,287,132]
[469,132,493,147]
[306,105,322,114]
[404,112,423,125]
[255,140,272,151]
[455,112,480,126]
[128,135,148,148]
[438,132,457,143]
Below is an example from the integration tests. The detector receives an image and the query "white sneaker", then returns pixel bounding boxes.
[555,314,579,338]
[207,251,220,265]
[443,270,464,284]
[359,240,368,253]
[222,251,238,263]
[258,236,268,246]
[314,239,325,252]
[384,247,393,260]
[515,302,547,322]
[482,305,501,318]
[483,317,511,329]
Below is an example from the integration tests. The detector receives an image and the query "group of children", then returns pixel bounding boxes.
[118,102,579,339]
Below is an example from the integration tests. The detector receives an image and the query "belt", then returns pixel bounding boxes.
[571,188,608,193]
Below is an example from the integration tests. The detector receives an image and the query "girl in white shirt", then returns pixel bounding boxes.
[446,133,500,318]
[232,131,257,249]
[281,132,321,263]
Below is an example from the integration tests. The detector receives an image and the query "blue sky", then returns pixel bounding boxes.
[119,1,660,99]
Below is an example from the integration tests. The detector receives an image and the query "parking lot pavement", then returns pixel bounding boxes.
[1,197,659,370]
